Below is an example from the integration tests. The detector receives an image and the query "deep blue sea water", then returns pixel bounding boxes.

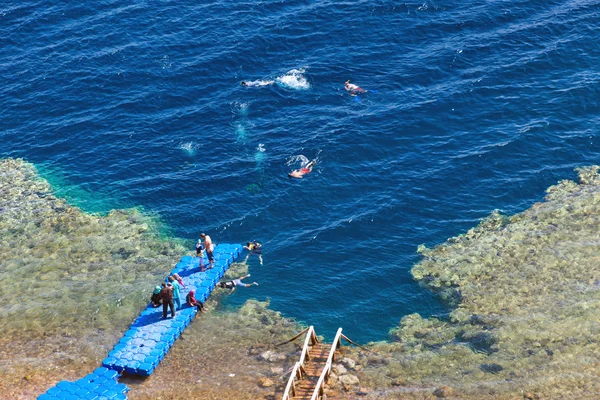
[2,0,600,342]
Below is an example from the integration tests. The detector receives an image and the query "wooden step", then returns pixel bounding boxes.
[291,344,332,399]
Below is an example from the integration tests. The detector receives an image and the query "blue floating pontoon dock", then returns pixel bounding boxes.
[37,367,128,400]
[39,243,242,399]
[102,243,242,376]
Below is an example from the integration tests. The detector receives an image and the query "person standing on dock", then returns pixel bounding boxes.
[195,239,206,271]
[173,273,185,289]
[168,276,182,310]
[160,283,175,319]
[200,233,215,269]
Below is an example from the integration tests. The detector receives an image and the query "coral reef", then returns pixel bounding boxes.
[9,157,600,399]
[0,158,187,337]
[354,166,600,398]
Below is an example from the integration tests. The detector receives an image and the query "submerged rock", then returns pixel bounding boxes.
[258,377,274,388]
[433,385,454,398]
[259,350,287,363]
[338,374,360,386]
[340,357,356,370]
[333,363,347,375]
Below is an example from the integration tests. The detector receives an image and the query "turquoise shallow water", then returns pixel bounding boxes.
[2,0,600,342]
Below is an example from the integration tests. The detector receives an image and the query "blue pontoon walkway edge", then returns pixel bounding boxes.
[38,243,242,398]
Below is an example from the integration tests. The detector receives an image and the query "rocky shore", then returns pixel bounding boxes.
[4,158,600,399]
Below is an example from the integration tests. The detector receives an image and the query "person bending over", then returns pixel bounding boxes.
[150,285,162,307]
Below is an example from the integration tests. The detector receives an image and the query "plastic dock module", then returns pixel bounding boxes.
[38,367,128,400]
[101,243,242,376]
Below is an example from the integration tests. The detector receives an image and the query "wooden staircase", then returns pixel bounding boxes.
[292,342,329,399]
[281,326,354,400]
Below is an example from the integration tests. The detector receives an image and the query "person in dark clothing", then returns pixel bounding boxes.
[150,285,162,307]
[160,282,175,319]
[244,240,263,265]
[186,290,207,313]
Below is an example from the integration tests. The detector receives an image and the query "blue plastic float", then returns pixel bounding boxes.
[39,243,242,399]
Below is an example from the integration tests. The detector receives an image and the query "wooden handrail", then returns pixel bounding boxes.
[299,326,318,363]
[310,328,343,400]
[281,326,318,400]
[310,362,331,400]
[326,328,343,365]
[282,362,302,400]
[276,326,310,347]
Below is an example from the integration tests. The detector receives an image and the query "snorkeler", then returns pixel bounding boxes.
[241,80,275,88]
[288,160,316,179]
[244,240,263,265]
[216,274,258,295]
[344,80,367,96]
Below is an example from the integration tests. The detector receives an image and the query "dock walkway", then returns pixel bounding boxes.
[38,243,242,399]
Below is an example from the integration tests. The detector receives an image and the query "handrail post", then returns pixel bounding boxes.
[282,362,302,400]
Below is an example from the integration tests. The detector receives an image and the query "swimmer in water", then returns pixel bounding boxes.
[241,80,275,88]
[288,160,316,179]
[216,274,258,295]
[344,80,367,96]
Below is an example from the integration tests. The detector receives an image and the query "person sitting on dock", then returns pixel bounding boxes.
[244,240,263,265]
[160,283,175,319]
[217,274,258,295]
[150,285,162,307]
[186,290,207,313]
